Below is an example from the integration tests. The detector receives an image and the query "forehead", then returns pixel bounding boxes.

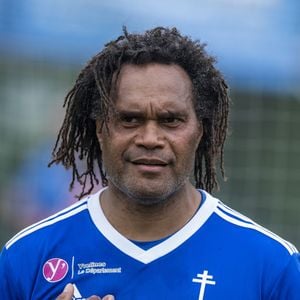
[113,63,194,111]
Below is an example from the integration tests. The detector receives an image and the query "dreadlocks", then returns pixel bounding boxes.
[49,26,230,198]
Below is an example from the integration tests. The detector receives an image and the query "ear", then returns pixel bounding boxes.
[196,120,204,145]
[95,120,104,143]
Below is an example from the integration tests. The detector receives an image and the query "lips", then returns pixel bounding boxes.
[131,158,168,166]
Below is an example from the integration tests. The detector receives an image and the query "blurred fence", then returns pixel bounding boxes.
[217,90,300,247]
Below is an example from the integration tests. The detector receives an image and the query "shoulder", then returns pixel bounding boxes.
[203,191,298,256]
[4,196,90,251]
[0,191,103,297]
[202,191,300,297]
[0,196,88,296]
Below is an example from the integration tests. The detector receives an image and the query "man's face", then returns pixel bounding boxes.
[96,63,202,204]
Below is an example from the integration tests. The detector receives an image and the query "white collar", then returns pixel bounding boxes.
[88,188,218,264]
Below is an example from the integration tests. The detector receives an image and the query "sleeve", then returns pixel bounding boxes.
[0,246,21,299]
[269,253,300,300]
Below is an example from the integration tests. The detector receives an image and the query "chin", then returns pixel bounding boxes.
[130,193,170,206]
[109,175,188,205]
[122,184,183,206]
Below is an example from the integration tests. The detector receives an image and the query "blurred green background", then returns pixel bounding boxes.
[0,0,299,248]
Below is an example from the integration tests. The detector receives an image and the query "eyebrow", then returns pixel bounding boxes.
[115,109,187,119]
[115,110,144,118]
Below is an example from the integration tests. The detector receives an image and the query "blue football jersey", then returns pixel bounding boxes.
[1,189,299,299]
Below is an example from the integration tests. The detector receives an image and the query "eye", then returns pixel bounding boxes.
[122,116,138,123]
[119,115,143,127]
[161,117,182,127]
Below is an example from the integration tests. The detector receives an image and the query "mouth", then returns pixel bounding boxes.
[130,157,168,173]
[131,158,168,166]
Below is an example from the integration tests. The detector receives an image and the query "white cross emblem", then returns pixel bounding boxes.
[192,270,216,300]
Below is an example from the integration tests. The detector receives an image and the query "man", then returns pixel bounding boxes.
[0,27,299,299]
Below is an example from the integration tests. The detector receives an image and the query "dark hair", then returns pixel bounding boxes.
[49,26,230,198]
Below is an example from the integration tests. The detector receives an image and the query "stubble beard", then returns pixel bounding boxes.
[106,168,191,207]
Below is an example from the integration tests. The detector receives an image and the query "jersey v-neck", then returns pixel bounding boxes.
[131,190,207,250]
[88,188,218,264]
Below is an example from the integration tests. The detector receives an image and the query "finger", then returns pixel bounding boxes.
[56,283,74,300]
[102,295,115,300]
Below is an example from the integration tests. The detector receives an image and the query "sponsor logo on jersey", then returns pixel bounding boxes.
[43,258,69,283]
[77,261,122,275]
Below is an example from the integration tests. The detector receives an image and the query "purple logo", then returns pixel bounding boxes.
[43,258,69,282]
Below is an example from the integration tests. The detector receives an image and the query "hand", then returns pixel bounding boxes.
[56,283,115,300]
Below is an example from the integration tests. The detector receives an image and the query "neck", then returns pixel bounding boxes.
[99,181,201,241]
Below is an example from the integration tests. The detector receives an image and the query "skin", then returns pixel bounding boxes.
[57,63,203,298]
[56,283,114,300]
[96,63,203,241]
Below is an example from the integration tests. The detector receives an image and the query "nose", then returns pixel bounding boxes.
[135,121,165,149]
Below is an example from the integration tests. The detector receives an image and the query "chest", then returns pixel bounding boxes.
[30,241,262,300]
